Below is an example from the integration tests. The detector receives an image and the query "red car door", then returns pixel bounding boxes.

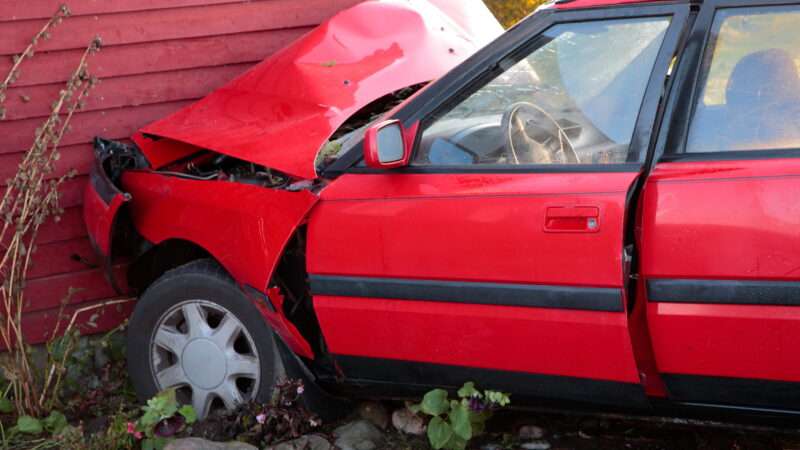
[309,4,689,406]
[641,0,800,410]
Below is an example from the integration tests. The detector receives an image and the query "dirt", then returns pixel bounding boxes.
[474,409,800,450]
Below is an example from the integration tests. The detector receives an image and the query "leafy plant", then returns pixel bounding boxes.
[412,382,510,450]
[131,389,197,450]
[234,379,321,447]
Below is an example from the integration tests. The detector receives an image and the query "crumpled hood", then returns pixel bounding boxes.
[139,0,502,180]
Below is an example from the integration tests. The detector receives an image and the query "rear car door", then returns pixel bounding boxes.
[309,4,689,406]
[642,0,800,410]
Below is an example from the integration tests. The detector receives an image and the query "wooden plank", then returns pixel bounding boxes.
[57,176,89,209]
[0,143,93,182]
[0,100,193,154]
[0,0,359,55]
[27,236,97,280]
[13,298,135,346]
[0,179,88,225]
[23,266,123,314]
[0,0,247,21]
[37,206,88,245]
[5,63,249,121]
[0,28,307,88]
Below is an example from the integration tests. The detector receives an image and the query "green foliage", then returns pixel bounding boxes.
[484,0,548,28]
[134,389,197,450]
[0,396,14,414]
[177,405,197,424]
[60,406,137,450]
[421,389,450,416]
[16,415,44,435]
[413,382,511,450]
[42,410,68,435]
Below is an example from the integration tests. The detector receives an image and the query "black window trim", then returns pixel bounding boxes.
[324,1,691,177]
[657,0,800,163]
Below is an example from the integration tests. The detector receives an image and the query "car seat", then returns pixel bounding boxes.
[723,48,800,150]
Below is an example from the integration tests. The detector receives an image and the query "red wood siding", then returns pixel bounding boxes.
[1,0,360,343]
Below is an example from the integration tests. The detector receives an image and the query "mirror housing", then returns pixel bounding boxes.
[363,120,416,169]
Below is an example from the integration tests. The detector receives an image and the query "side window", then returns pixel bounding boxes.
[686,6,800,153]
[413,17,671,167]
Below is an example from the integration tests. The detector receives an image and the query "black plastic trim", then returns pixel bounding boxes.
[660,148,800,162]
[331,355,648,408]
[647,279,800,305]
[663,374,800,411]
[89,161,122,205]
[346,163,641,175]
[310,275,623,312]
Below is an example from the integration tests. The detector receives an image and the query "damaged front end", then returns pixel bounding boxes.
[85,134,321,359]
[83,0,501,363]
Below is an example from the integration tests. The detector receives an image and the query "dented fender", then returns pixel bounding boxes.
[120,171,318,291]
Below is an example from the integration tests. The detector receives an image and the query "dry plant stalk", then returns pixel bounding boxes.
[0,4,102,416]
[0,5,71,121]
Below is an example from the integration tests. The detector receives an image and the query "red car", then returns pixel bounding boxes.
[85,0,800,421]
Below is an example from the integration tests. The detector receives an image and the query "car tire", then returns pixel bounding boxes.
[127,259,283,419]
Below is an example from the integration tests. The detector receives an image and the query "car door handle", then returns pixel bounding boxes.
[544,206,600,233]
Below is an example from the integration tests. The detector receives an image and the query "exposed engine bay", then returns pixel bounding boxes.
[96,137,291,190]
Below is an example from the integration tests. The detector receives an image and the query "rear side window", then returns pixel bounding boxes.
[686,6,800,153]
[413,17,671,166]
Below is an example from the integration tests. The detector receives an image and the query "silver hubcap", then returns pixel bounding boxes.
[150,300,260,419]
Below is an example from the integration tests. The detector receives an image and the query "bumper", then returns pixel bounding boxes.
[83,138,135,257]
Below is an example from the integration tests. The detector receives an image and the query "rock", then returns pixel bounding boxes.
[391,408,426,435]
[518,425,545,440]
[268,434,333,450]
[480,444,503,450]
[164,438,258,450]
[520,441,551,450]
[333,419,384,450]
[358,401,389,429]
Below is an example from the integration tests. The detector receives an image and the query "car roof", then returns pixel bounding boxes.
[555,0,678,10]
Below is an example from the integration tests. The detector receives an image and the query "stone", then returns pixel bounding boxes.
[520,441,551,450]
[518,425,545,440]
[333,419,384,450]
[268,434,333,450]
[164,438,258,450]
[480,444,503,450]
[357,401,389,429]
[391,408,426,436]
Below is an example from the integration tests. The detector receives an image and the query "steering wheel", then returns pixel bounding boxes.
[500,102,580,164]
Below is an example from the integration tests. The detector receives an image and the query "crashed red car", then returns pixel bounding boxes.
[85,0,800,422]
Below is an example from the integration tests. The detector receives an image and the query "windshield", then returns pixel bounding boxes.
[415,17,670,166]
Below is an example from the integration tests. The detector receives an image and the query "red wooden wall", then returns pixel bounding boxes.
[0,0,360,342]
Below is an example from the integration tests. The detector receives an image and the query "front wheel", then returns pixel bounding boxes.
[127,259,282,419]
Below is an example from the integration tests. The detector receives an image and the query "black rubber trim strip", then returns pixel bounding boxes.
[89,158,122,205]
[310,275,623,312]
[647,279,800,306]
[331,355,647,407]
[346,163,641,175]
[663,374,800,411]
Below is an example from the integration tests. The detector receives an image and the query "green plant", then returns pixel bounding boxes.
[131,389,197,450]
[412,382,510,450]
[235,379,321,447]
